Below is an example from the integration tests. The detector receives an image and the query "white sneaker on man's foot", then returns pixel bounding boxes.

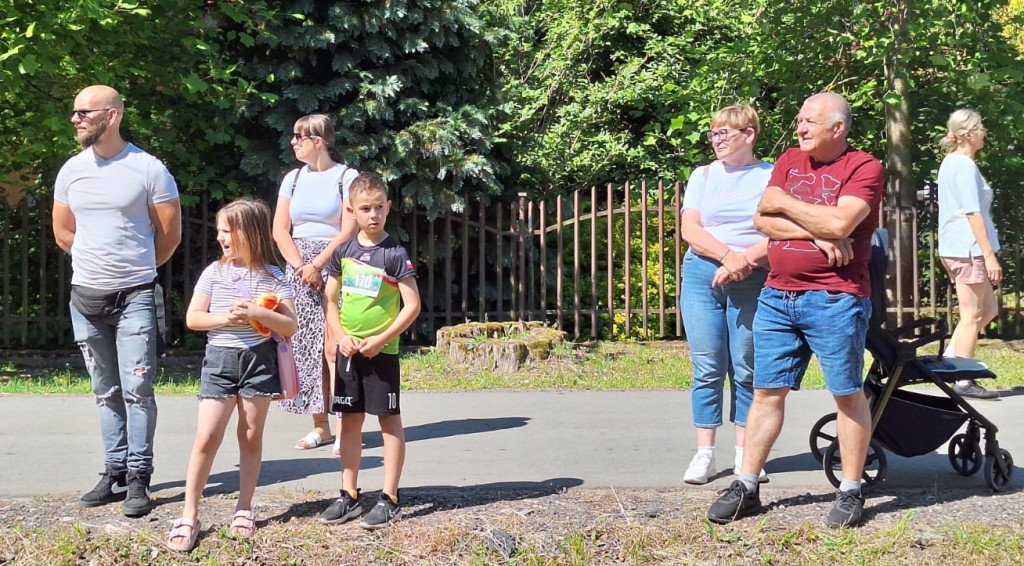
[684,451,716,484]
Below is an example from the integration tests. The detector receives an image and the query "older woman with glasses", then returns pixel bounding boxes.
[272,114,359,453]
[937,109,1001,400]
[680,104,771,484]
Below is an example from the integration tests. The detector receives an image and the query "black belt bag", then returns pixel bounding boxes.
[70,279,157,319]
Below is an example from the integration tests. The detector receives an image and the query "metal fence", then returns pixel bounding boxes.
[2,186,1023,348]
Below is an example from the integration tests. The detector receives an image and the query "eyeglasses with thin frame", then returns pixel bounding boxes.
[70,108,113,120]
[705,128,747,142]
[291,133,322,143]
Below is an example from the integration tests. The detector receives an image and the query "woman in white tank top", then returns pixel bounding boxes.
[272,114,359,452]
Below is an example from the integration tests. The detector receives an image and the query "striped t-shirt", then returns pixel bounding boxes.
[193,261,293,348]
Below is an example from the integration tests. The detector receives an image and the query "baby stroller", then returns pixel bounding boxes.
[806,229,1013,492]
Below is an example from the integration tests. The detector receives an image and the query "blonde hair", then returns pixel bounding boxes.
[293,114,342,162]
[710,104,761,137]
[940,108,984,153]
[348,172,388,201]
[217,199,278,274]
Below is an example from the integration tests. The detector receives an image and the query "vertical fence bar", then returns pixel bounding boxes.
[606,183,614,339]
[624,182,632,339]
[411,209,420,341]
[657,179,665,337]
[929,217,937,320]
[517,194,527,320]
[507,202,515,319]
[640,180,649,337]
[2,205,9,344]
[39,202,48,340]
[518,195,527,321]
[461,208,469,322]
[478,206,486,320]
[20,203,29,345]
[528,200,536,320]
[445,210,453,327]
[556,195,564,331]
[428,215,436,331]
[675,181,683,336]
[540,201,547,322]
[200,195,210,271]
[590,185,598,339]
[911,211,919,320]
[496,207,504,321]
[894,206,904,322]
[573,189,581,338]
[1015,244,1022,335]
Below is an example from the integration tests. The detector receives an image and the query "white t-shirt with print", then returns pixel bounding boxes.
[682,160,773,250]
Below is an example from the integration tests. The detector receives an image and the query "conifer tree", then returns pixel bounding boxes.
[223,0,505,217]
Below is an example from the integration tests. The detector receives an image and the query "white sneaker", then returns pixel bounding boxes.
[684,451,717,484]
[734,451,769,483]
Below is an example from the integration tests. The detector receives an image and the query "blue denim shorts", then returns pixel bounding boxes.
[199,340,281,399]
[753,287,871,396]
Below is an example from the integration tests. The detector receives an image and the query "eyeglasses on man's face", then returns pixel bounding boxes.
[705,128,747,142]
[291,133,322,143]
[70,108,113,120]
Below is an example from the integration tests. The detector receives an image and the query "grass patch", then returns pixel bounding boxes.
[4,338,1024,395]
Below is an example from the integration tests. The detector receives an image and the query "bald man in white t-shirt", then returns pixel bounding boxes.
[52,85,181,518]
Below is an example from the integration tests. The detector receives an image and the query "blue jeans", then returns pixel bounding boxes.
[753,287,871,396]
[70,289,159,474]
[680,250,767,428]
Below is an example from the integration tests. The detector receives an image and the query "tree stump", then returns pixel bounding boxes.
[436,321,567,373]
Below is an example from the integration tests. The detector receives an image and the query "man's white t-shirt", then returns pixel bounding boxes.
[54,143,179,289]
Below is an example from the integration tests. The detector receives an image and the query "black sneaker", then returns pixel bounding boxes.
[707,480,761,524]
[360,492,402,530]
[79,469,128,508]
[320,489,363,524]
[826,489,864,528]
[953,382,999,400]
[122,471,152,517]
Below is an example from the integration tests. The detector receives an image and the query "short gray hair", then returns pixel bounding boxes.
[806,92,852,130]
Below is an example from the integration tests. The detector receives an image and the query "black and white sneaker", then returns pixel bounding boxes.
[320,490,363,524]
[360,492,402,530]
[123,471,152,517]
[826,489,864,528]
[79,469,128,508]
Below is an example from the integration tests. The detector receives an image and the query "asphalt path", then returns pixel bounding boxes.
[2,389,1023,499]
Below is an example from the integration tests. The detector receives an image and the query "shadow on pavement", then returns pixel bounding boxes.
[151,416,532,501]
[362,416,531,450]
[268,477,586,523]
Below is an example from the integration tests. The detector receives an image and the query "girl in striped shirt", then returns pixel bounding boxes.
[167,199,297,552]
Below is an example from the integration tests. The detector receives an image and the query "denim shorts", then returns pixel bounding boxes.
[753,287,871,396]
[199,340,281,399]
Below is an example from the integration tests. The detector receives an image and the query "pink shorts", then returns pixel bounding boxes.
[941,256,989,285]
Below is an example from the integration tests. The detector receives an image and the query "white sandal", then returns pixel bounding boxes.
[294,431,332,450]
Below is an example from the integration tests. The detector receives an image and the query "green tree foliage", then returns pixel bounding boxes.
[0,0,272,202]
[222,0,505,217]
[489,0,1024,202]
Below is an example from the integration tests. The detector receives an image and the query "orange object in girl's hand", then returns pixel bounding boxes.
[249,293,281,336]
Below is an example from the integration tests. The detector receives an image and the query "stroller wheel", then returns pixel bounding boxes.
[823,438,887,491]
[948,433,983,476]
[808,413,838,464]
[984,449,1014,492]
